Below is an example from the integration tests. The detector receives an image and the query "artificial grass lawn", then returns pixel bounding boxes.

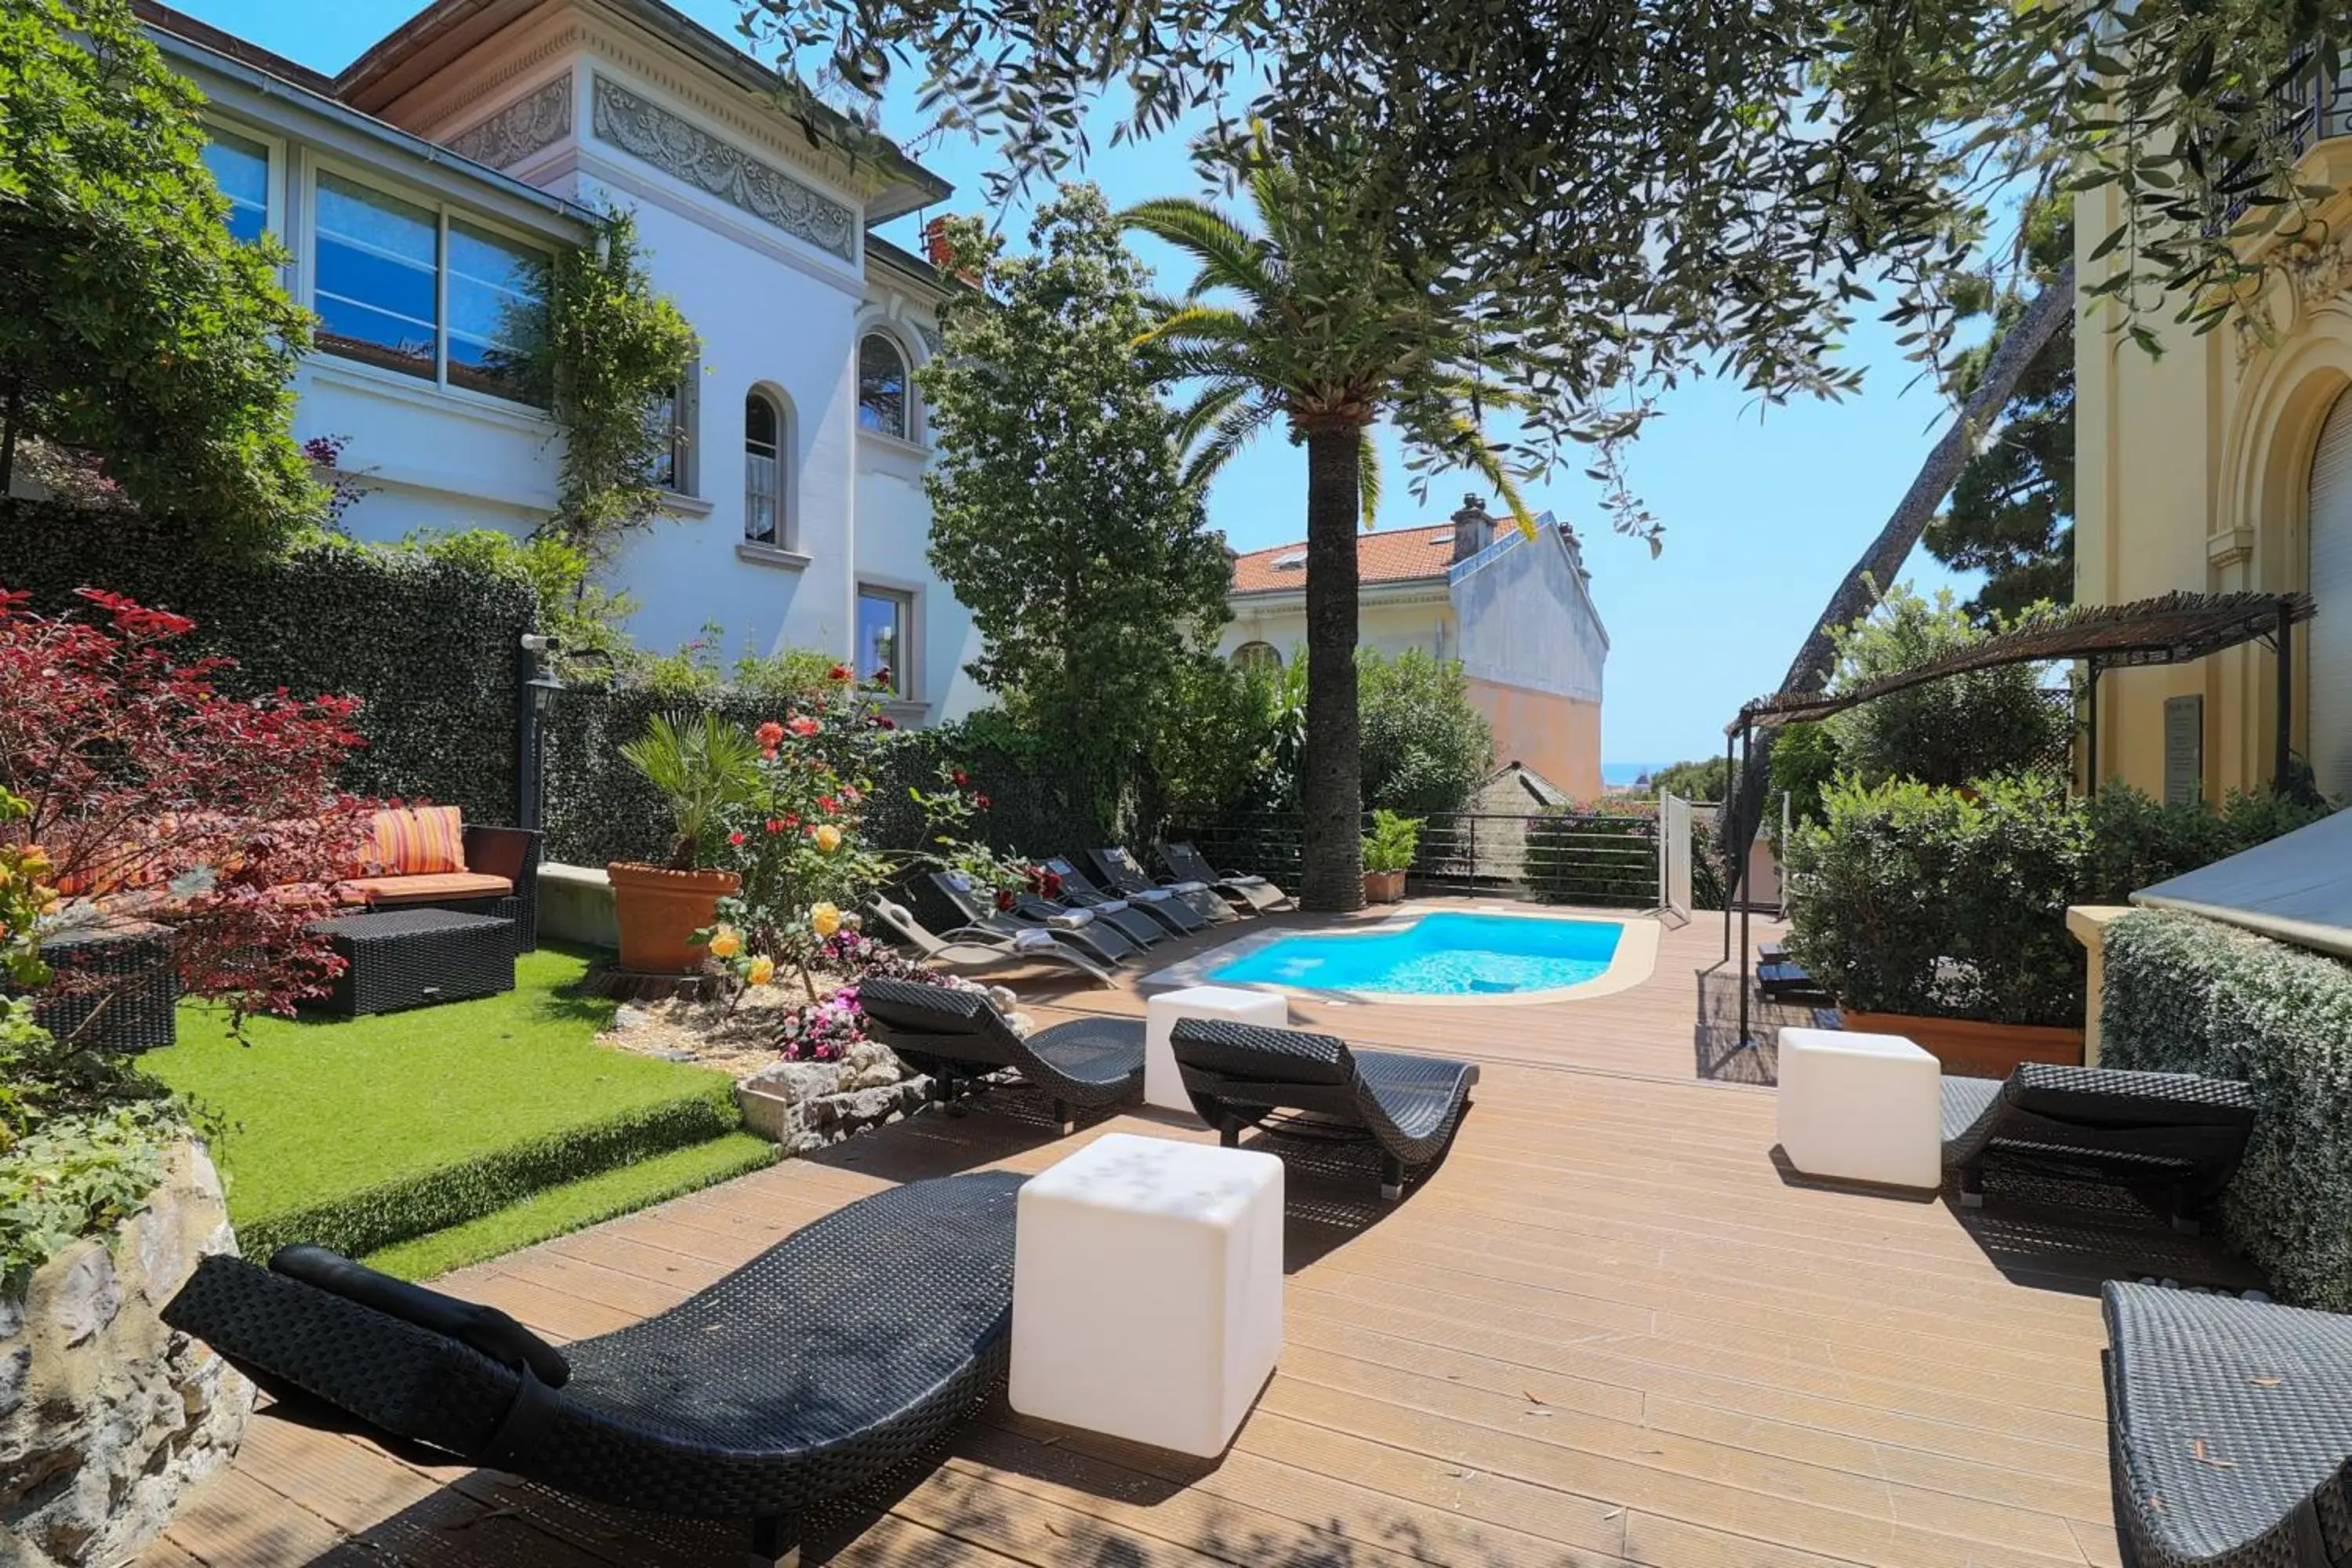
[361,1131,775,1281]
[147,944,743,1254]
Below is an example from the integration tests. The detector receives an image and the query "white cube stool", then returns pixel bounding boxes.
[1011,1133,1283,1456]
[1144,984,1288,1113]
[1776,1027,1942,1189]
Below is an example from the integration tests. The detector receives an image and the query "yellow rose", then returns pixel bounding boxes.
[707,926,742,959]
[814,824,843,853]
[809,902,842,938]
[746,955,776,986]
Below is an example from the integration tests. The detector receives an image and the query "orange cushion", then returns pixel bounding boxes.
[361,806,465,876]
[339,871,512,906]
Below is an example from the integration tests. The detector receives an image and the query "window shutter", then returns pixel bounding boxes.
[2307,392,2352,797]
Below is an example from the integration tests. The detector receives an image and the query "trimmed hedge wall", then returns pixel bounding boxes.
[238,1085,741,1259]
[2100,909,2352,1311]
[0,499,535,826]
[542,685,1106,871]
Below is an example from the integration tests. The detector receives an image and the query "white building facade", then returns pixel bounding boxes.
[142,0,984,727]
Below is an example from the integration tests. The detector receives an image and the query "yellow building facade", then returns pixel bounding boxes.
[2075,136,2352,803]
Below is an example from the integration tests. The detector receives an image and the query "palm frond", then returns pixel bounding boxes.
[1357,427,1382,531]
[1183,397,1282,492]
[1120,196,1276,304]
[1172,380,1254,454]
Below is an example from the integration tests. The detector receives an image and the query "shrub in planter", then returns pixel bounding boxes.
[610,711,763,973]
[1360,809,1421,903]
[2100,910,2352,1311]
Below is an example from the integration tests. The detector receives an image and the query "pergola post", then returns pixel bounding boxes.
[2085,662,2100,796]
[1722,727,1737,963]
[1737,714,1753,1051]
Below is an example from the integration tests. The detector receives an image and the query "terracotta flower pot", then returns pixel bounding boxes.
[1363,869,1406,904]
[607,862,740,975]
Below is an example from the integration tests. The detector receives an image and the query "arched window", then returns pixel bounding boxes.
[744,390,782,545]
[1230,641,1280,673]
[2309,390,2352,797]
[857,332,909,440]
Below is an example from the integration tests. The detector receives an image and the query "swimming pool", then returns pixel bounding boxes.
[1204,911,1626,997]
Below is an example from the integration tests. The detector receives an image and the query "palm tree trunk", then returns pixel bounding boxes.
[1300,423,1367,912]
[1725,265,2077,866]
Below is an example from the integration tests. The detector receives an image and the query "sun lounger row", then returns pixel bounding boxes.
[864,844,1294,987]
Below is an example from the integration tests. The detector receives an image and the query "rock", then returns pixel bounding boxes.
[48,1247,122,1347]
[609,1004,653,1032]
[985,985,1018,1014]
[2160,1278,2181,1290]
[838,1040,902,1092]
[652,1048,699,1062]
[0,1140,251,1568]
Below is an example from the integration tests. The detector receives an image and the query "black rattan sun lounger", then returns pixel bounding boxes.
[1940,1063,2257,1231]
[162,1173,1024,1567]
[1086,847,1218,931]
[859,975,1145,1134]
[1044,851,1195,940]
[927,870,1141,967]
[1169,1018,1477,1200]
[2103,1281,2352,1568]
[1160,840,1292,913]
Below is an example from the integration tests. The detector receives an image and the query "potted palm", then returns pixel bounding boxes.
[609,712,762,974]
[1360,810,1421,904]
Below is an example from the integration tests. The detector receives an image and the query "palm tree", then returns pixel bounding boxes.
[1124,136,1532,911]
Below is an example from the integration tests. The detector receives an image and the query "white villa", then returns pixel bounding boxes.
[136,0,982,726]
[1219,496,1610,797]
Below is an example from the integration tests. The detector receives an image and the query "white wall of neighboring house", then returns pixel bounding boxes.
[149,0,985,726]
[1218,593,1460,666]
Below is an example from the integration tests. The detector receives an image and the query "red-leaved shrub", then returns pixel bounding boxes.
[0,586,376,1029]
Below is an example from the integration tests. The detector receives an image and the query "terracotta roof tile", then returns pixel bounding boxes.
[1229,527,1465,593]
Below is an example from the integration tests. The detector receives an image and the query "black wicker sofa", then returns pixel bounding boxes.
[2103,1281,2352,1567]
[1169,1018,1479,1200]
[1940,1063,2258,1230]
[858,975,1147,1134]
[162,1172,1025,1566]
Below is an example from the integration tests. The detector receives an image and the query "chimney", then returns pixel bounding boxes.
[1449,494,1495,565]
[922,216,955,270]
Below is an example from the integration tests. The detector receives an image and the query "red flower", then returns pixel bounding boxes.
[817,796,838,814]
[843,786,861,804]
[952,769,969,786]
[786,715,820,737]
[1044,871,1063,898]
[974,793,992,809]
[783,814,800,829]
[764,818,786,834]
[872,715,896,730]
[728,829,747,846]
[755,720,785,749]
[827,663,853,682]
[994,888,1016,912]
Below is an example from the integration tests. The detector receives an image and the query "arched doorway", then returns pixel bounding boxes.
[2307,391,2352,796]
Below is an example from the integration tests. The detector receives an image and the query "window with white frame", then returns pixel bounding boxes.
[857,587,910,695]
[857,332,910,440]
[310,169,548,405]
[646,368,695,494]
[201,127,271,244]
[745,391,783,544]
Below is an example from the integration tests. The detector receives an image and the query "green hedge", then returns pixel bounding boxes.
[0,499,535,826]
[237,1086,738,1259]
[2100,910,2352,1311]
[541,684,1107,870]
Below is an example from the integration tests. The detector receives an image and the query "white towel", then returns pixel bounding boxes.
[1167,880,1210,895]
[1012,927,1060,951]
[1092,898,1130,914]
[1227,873,1269,886]
[1129,888,1172,902]
[1044,909,1095,930]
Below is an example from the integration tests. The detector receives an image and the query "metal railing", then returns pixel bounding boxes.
[1171,809,1664,908]
[2219,46,2352,226]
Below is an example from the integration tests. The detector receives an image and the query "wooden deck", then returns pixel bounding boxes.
[151,903,2242,1568]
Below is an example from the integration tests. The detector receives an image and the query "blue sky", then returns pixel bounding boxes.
[171,0,1985,771]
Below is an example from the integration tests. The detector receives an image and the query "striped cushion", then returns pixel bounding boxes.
[362,806,465,876]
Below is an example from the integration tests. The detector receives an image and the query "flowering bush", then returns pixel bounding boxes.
[0,586,376,1029]
[771,966,998,1064]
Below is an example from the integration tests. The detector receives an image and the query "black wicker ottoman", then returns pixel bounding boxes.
[307,908,516,1017]
[18,918,178,1051]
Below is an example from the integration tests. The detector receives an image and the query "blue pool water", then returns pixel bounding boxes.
[1207,913,1623,996]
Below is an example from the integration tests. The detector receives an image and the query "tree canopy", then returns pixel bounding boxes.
[0,0,318,550]
[919,186,1231,815]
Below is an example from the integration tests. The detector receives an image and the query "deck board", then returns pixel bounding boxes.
[152,903,2230,1568]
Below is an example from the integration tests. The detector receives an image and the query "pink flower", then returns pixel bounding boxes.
[828,663,853,682]
[787,715,820,738]
[755,720,785,749]
[764,818,786,834]
[974,793,992,809]
[728,829,746,846]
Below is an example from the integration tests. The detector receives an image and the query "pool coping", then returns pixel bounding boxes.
[1137,905,1661,1007]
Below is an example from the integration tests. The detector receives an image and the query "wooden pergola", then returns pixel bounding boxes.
[1718,590,2318,1050]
